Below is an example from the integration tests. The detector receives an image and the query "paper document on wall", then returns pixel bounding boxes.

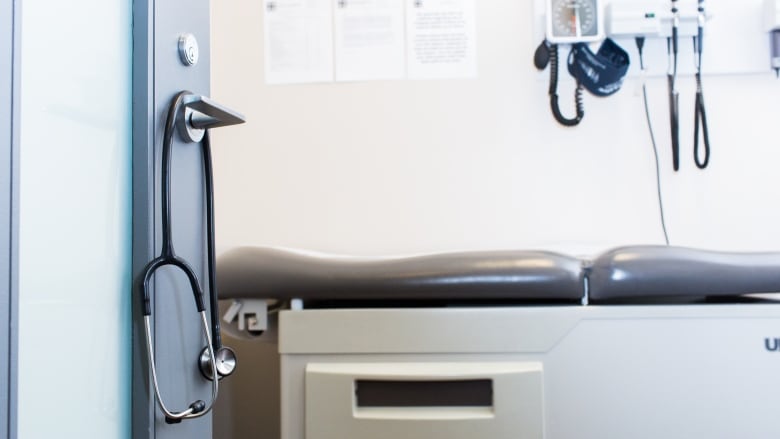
[263,0,334,84]
[406,0,477,80]
[334,0,406,81]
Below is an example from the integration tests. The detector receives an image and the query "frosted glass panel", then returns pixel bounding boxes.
[18,0,132,437]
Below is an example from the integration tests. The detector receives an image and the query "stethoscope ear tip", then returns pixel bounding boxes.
[190,400,207,413]
[163,400,206,424]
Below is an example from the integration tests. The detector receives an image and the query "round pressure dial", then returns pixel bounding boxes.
[546,0,602,44]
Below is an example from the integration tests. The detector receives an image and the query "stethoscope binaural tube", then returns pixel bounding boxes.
[139,91,220,424]
[143,312,218,423]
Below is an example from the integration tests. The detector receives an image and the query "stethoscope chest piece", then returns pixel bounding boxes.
[199,346,238,380]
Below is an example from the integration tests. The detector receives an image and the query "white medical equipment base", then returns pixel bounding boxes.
[263,303,780,439]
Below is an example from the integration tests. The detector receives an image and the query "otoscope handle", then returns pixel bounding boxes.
[697,27,703,53]
[667,74,680,171]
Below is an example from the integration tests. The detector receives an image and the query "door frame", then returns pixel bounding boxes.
[132,0,156,436]
[133,0,214,437]
[0,0,20,437]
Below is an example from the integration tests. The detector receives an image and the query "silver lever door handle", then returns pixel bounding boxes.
[177,92,246,143]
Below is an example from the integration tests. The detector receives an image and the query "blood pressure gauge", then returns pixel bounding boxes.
[546,0,604,44]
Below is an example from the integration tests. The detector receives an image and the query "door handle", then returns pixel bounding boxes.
[177,92,246,143]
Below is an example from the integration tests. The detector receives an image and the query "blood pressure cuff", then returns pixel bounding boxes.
[568,38,630,97]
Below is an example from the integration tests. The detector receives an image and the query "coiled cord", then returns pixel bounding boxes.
[548,44,584,127]
[693,72,710,169]
[693,30,710,169]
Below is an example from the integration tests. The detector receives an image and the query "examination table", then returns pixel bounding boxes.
[215,246,780,439]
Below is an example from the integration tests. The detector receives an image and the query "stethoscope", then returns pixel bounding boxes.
[139,91,239,424]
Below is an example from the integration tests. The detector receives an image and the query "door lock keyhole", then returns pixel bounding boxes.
[178,33,199,66]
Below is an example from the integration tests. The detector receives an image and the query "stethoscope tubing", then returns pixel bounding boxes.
[202,132,223,350]
[141,256,205,316]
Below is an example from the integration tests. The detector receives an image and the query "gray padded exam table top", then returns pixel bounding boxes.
[589,246,780,300]
[217,247,584,301]
[217,246,780,302]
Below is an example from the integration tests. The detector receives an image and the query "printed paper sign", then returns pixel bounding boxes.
[334,0,406,81]
[264,0,334,84]
[406,0,477,80]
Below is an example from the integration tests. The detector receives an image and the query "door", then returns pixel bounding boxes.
[10,0,216,438]
[134,0,216,438]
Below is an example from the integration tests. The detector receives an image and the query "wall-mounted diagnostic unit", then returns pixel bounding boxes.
[605,0,703,38]
[537,0,715,171]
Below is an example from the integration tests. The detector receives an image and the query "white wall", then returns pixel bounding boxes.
[211,0,780,257]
